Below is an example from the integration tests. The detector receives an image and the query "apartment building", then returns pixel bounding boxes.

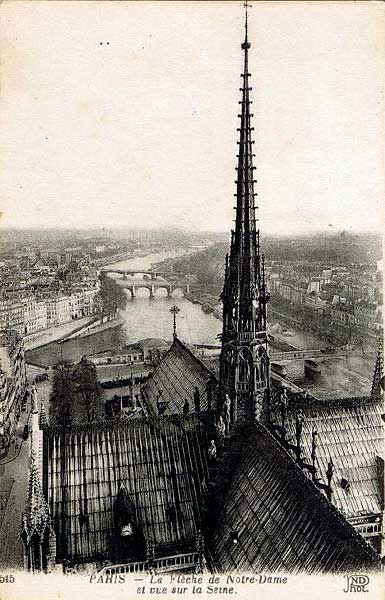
[0,331,27,456]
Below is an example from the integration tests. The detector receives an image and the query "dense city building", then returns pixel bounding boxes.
[267,256,383,336]
[0,288,99,338]
[0,298,25,336]
[0,331,27,457]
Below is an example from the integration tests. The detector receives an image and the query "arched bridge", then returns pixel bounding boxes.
[101,268,171,280]
[122,280,190,298]
[100,268,190,298]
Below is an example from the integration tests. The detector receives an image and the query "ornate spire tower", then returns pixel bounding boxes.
[219,3,270,425]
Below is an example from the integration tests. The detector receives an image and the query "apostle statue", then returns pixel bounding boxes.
[215,415,226,447]
[208,440,217,463]
[223,393,232,434]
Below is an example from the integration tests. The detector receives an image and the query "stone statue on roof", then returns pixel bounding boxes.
[208,440,217,463]
[31,384,38,414]
[216,415,226,445]
[223,394,232,434]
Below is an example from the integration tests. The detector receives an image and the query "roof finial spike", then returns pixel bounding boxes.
[242,2,252,50]
[170,305,180,339]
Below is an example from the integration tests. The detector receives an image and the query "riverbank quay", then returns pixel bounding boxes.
[65,311,125,341]
[95,251,135,267]
[25,313,125,367]
[96,363,151,383]
[23,315,96,351]
[184,292,222,319]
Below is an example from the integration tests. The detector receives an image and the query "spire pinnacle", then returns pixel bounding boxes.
[242,2,251,50]
[22,450,50,544]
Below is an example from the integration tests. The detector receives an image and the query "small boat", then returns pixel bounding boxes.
[282,330,294,337]
[271,362,287,378]
[304,359,321,380]
[201,304,213,314]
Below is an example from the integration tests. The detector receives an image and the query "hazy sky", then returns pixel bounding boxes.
[1,1,384,234]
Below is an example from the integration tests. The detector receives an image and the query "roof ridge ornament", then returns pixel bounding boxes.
[170,305,180,339]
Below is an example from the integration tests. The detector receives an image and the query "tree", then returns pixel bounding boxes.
[50,358,104,426]
[98,272,127,320]
[49,363,76,428]
[72,357,104,423]
[148,349,161,368]
[350,329,366,354]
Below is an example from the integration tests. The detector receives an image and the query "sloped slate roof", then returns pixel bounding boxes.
[210,423,381,574]
[45,415,209,563]
[142,337,217,415]
[273,396,384,518]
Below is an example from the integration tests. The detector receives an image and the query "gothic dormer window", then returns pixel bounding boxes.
[114,485,136,538]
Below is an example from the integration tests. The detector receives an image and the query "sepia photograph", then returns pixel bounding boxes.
[0,1,384,598]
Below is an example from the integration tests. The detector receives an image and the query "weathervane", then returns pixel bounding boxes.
[170,305,180,339]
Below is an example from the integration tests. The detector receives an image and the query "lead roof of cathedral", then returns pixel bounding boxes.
[271,394,384,518]
[45,414,209,563]
[42,338,382,572]
[210,422,381,573]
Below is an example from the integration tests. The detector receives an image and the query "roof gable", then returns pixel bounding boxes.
[142,338,217,415]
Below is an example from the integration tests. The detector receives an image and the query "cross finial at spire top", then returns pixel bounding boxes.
[170,305,180,339]
[242,2,252,50]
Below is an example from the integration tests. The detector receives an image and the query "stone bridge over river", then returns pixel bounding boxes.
[100,268,190,299]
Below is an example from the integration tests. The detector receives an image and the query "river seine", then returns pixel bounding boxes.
[26,250,222,367]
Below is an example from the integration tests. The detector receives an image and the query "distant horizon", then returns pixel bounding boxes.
[0,225,382,239]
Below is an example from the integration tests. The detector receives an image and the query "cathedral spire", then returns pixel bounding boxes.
[235,1,259,325]
[222,1,266,338]
[219,4,270,426]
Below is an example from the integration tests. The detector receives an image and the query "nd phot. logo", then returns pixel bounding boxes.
[343,575,369,593]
